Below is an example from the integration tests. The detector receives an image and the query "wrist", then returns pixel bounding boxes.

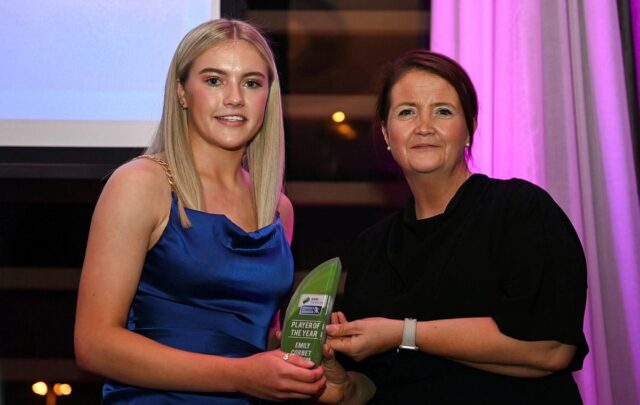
[225,356,247,394]
[398,318,419,351]
[385,319,405,350]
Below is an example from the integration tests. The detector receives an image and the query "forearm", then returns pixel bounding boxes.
[327,315,576,378]
[75,326,244,393]
[416,317,576,373]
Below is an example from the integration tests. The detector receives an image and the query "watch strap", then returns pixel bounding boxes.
[398,318,419,350]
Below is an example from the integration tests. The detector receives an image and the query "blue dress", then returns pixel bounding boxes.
[102,194,294,404]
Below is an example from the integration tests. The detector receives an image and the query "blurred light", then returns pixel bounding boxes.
[32,381,48,396]
[331,111,346,123]
[53,383,72,396]
[335,123,357,140]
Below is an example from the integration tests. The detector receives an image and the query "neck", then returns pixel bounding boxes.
[190,140,247,190]
[405,166,471,220]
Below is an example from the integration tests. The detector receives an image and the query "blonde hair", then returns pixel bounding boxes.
[147,19,285,229]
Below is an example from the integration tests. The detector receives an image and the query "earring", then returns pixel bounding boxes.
[386,145,391,151]
[465,142,470,147]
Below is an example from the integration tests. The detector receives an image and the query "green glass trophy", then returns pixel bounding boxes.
[281,257,342,367]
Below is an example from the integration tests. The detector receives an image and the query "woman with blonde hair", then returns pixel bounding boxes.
[75,19,325,404]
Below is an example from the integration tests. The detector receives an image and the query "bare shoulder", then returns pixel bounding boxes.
[277,193,294,244]
[110,156,171,189]
[277,192,293,218]
[98,157,172,226]
[110,157,171,196]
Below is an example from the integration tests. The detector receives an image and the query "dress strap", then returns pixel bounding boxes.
[135,154,176,188]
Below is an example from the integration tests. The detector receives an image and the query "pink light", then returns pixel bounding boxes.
[431,1,640,403]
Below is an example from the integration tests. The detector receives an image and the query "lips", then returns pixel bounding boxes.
[411,143,438,149]
[215,115,247,122]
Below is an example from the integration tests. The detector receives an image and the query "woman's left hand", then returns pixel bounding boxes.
[325,312,403,361]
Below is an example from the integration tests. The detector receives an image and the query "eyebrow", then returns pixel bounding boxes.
[197,67,267,79]
[394,101,455,108]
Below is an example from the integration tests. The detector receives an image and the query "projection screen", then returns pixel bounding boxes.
[0,0,220,148]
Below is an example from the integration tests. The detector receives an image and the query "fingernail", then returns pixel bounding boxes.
[326,324,335,333]
[303,359,315,367]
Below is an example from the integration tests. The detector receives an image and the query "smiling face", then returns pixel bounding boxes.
[383,70,471,179]
[177,39,270,152]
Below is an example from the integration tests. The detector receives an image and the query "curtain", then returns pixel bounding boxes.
[430,1,640,404]
[628,0,640,186]
[618,0,640,192]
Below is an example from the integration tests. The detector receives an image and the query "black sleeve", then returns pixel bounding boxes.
[491,181,588,370]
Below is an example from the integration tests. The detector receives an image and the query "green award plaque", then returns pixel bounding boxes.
[281,257,342,367]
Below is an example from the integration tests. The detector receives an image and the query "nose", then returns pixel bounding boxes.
[223,83,244,107]
[415,113,433,135]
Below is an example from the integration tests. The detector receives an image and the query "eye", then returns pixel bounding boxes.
[435,106,453,116]
[244,79,263,89]
[397,108,415,117]
[206,77,222,86]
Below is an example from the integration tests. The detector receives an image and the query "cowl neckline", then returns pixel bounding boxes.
[166,194,283,252]
[183,205,281,237]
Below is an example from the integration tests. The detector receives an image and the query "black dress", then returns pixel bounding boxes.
[339,174,588,404]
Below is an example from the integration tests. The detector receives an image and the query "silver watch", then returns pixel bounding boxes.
[398,318,419,351]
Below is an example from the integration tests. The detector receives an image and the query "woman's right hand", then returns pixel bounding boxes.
[326,312,403,361]
[235,349,326,401]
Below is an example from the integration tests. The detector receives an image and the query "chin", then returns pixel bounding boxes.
[407,163,443,174]
[221,142,251,152]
